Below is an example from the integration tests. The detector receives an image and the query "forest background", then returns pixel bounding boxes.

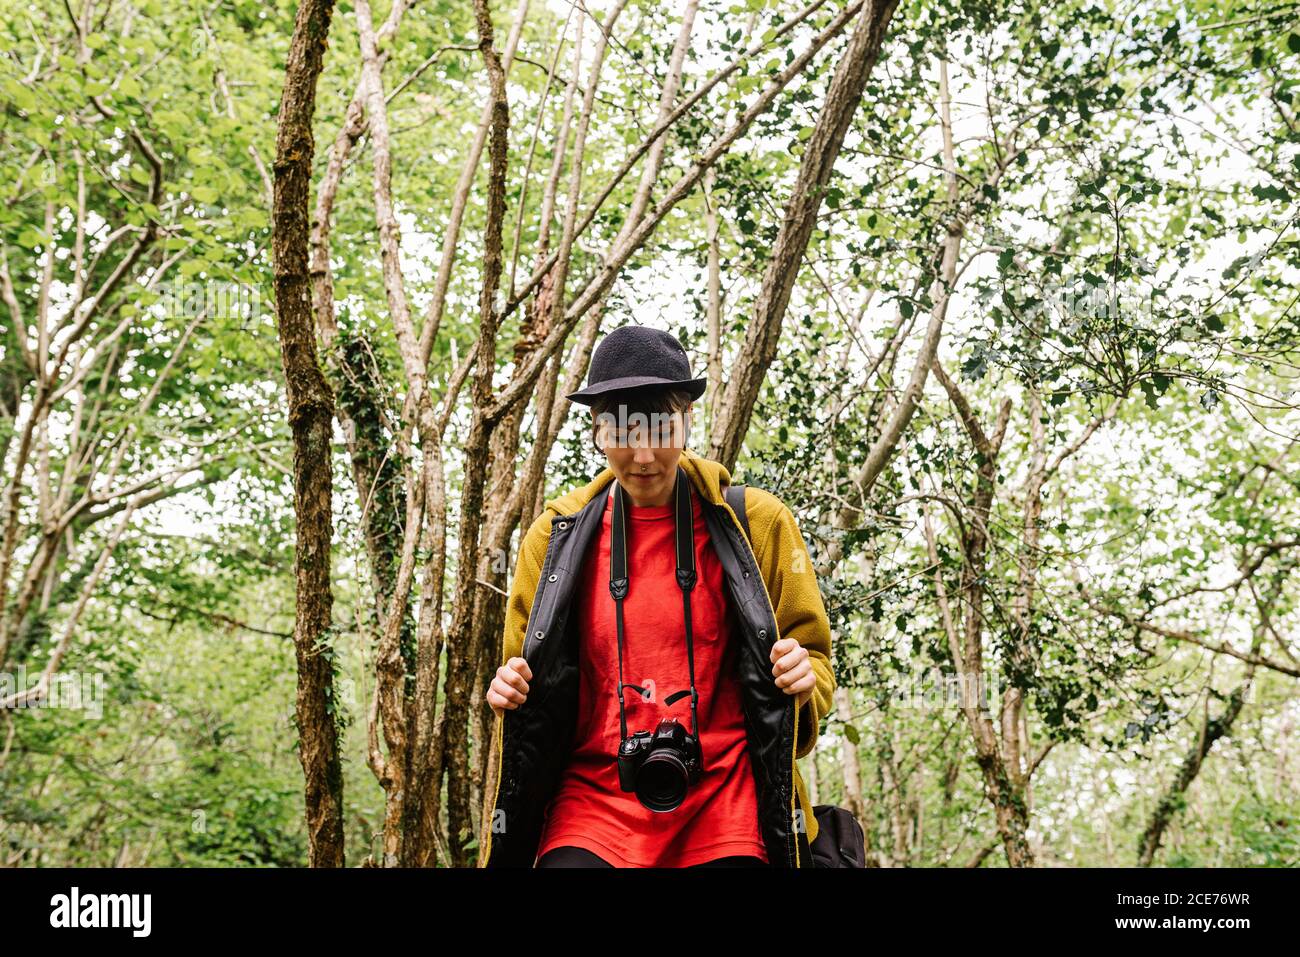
[1,0,1297,867]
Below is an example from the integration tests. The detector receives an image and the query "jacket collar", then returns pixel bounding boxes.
[541,446,732,517]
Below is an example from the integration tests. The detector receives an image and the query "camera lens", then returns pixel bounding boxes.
[636,749,689,812]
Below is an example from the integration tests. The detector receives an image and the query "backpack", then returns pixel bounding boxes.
[723,482,869,869]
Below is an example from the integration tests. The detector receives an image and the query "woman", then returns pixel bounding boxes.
[480,325,834,868]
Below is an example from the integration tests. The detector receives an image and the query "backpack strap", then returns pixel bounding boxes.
[724,483,751,545]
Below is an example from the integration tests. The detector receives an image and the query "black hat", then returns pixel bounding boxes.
[565,325,707,406]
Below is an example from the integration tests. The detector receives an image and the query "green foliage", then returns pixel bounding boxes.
[1,0,1295,869]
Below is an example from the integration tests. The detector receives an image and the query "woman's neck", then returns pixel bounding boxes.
[610,480,673,508]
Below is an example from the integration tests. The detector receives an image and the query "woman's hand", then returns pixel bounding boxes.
[770,637,814,709]
[487,656,533,717]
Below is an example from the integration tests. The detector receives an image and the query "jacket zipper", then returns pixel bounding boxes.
[716,495,801,869]
[482,514,564,867]
[482,704,504,865]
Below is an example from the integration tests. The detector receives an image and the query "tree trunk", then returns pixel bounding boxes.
[707,0,899,470]
[1138,652,1260,865]
[271,0,345,869]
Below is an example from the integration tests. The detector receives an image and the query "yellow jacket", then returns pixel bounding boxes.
[478,446,835,866]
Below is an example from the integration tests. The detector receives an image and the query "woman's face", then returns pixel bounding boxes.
[595,402,692,507]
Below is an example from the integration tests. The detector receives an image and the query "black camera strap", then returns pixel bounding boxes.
[608,465,702,756]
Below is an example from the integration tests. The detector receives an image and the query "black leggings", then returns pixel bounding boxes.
[535,845,767,868]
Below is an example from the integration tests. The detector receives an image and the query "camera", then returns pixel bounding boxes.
[617,717,702,812]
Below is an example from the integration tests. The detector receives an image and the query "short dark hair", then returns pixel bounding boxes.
[589,387,693,455]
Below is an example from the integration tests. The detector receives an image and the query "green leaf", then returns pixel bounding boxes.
[5,80,36,111]
[17,227,46,249]
[1251,183,1290,203]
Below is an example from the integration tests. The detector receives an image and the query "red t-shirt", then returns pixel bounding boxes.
[535,484,768,867]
